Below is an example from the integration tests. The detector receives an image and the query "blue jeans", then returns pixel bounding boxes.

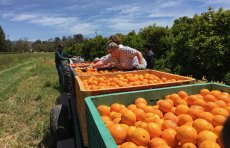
[56,64,63,89]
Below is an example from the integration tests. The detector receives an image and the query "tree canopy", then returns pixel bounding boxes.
[0,8,229,83]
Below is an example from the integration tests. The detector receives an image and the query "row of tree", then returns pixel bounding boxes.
[0,8,229,83]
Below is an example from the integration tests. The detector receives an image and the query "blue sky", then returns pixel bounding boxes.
[0,0,230,41]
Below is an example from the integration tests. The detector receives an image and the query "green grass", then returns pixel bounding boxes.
[0,53,60,147]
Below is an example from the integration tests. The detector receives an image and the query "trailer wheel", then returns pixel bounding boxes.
[61,61,71,92]
[50,105,73,146]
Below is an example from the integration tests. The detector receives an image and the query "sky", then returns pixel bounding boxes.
[0,0,230,41]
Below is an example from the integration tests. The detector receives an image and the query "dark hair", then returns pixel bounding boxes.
[58,43,64,48]
[143,44,151,49]
[109,35,121,45]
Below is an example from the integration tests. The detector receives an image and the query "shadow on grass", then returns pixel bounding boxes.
[37,130,54,148]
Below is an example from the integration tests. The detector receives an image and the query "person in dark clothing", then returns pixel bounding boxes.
[143,44,154,69]
[55,43,72,89]
[222,116,230,148]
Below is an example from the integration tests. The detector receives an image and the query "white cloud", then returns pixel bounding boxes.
[2,12,93,33]
[70,23,96,34]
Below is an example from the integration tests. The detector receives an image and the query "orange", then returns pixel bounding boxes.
[181,142,197,148]
[101,115,111,123]
[171,107,176,113]
[129,128,150,146]
[148,137,167,148]
[161,128,178,147]
[187,105,204,120]
[163,112,179,125]
[198,111,214,123]
[215,100,227,108]
[120,123,129,130]
[196,94,204,99]
[225,105,230,114]
[113,117,121,124]
[211,107,229,117]
[97,105,110,116]
[151,109,163,118]
[162,120,178,130]
[165,98,174,106]
[175,104,189,115]
[178,90,189,99]
[158,100,173,113]
[186,95,198,106]
[197,130,217,146]
[108,124,126,144]
[176,125,197,145]
[120,109,136,126]
[105,120,114,128]
[192,98,207,108]
[144,113,160,123]
[136,103,147,110]
[155,145,171,148]
[170,93,182,102]
[192,119,214,133]
[133,108,146,121]
[204,102,219,112]
[217,95,230,103]
[200,89,210,96]
[174,98,188,106]
[110,103,122,112]
[134,121,147,130]
[127,104,137,112]
[199,140,220,148]
[135,97,147,105]
[212,115,226,126]
[126,126,136,141]
[120,142,137,148]
[147,122,162,138]
[165,95,171,100]
[109,111,121,120]
[155,119,164,129]
[210,90,222,98]
[204,94,217,102]
[143,105,154,113]
[214,126,223,136]
[152,105,159,110]
[222,92,229,96]
[178,114,193,126]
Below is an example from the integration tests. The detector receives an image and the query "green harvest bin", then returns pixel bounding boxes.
[85,83,230,148]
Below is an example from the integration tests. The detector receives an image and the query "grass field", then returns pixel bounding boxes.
[0,53,60,147]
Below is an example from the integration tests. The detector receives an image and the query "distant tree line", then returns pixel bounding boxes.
[0,8,229,83]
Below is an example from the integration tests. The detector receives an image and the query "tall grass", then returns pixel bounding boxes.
[0,53,60,147]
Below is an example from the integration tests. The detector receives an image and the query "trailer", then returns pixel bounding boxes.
[49,59,196,148]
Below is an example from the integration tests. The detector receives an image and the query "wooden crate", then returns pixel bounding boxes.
[74,69,195,146]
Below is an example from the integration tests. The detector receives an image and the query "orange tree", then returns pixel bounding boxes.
[170,8,230,81]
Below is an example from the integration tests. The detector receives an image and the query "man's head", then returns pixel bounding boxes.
[143,44,151,51]
[107,42,119,57]
[58,43,64,50]
[109,35,121,45]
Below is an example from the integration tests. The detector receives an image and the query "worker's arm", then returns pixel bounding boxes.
[136,51,144,64]
[91,60,105,68]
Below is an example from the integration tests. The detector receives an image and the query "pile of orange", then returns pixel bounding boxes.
[97,89,230,147]
[83,73,180,90]
[75,67,120,75]
[70,62,92,67]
